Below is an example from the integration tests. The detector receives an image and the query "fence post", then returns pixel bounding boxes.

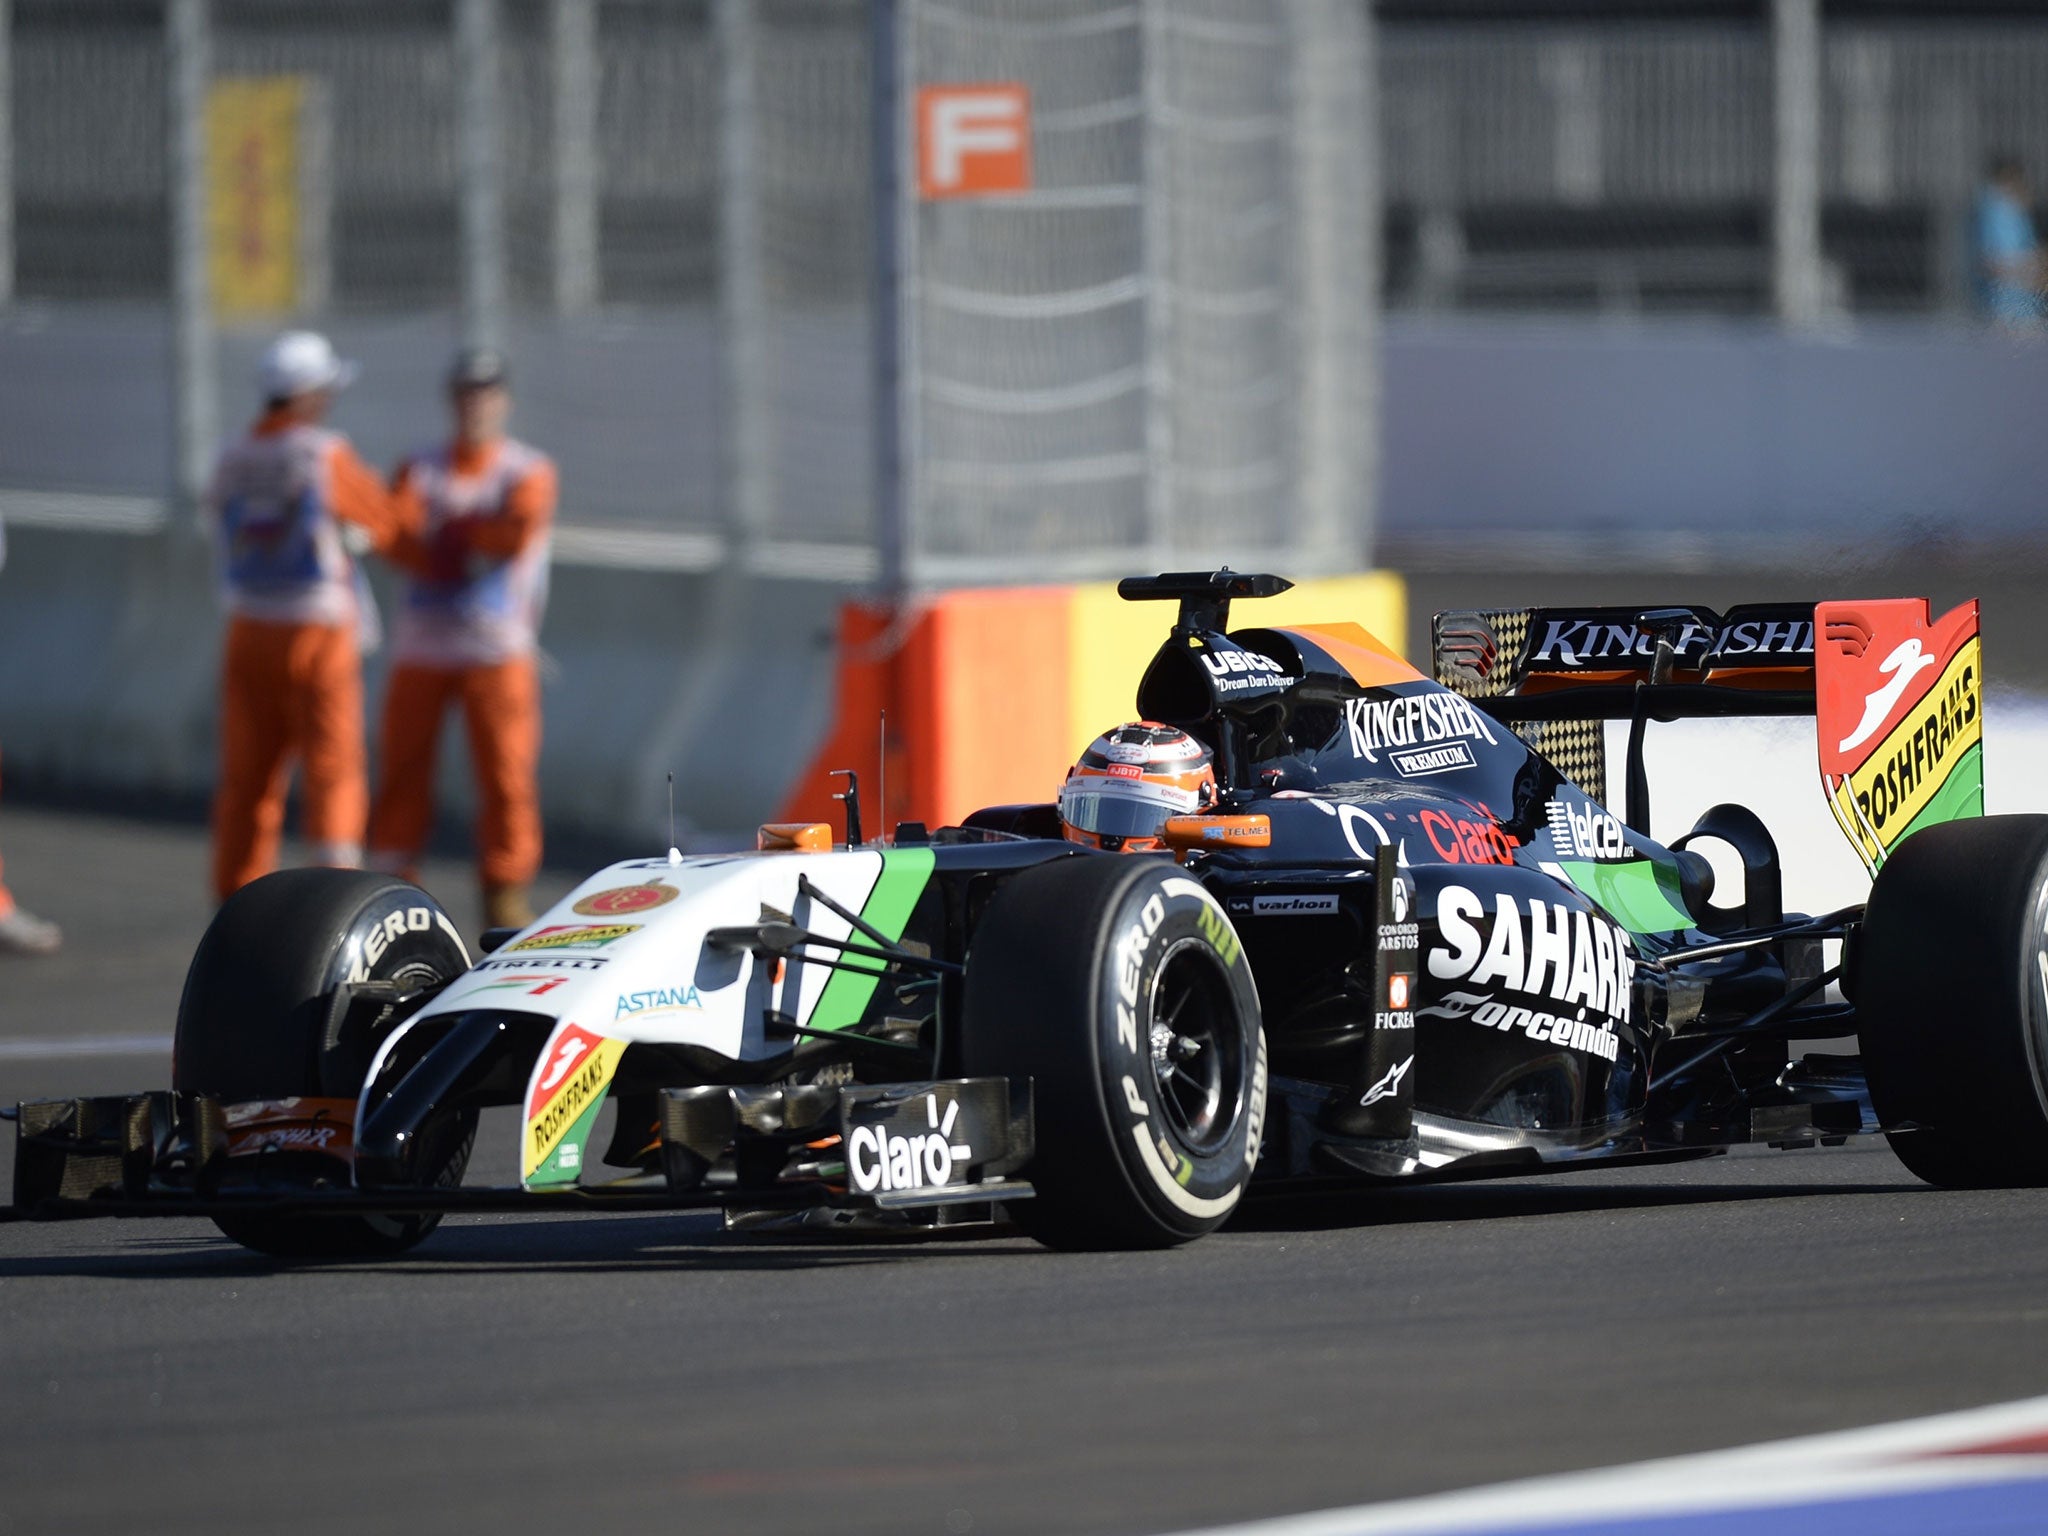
[872,0,908,598]
[297,78,334,316]
[1139,0,1174,567]
[1289,0,1377,573]
[1930,89,1975,319]
[0,0,13,309]
[551,0,598,314]
[1772,0,1825,328]
[167,0,215,515]
[456,0,506,351]
[716,0,770,567]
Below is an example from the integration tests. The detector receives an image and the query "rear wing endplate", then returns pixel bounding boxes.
[1432,600,1984,871]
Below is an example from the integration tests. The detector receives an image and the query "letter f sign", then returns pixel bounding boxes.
[918,84,1032,199]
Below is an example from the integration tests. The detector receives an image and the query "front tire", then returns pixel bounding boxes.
[174,869,474,1256]
[1859,815,2048,1187]
[962,855,1267,1249]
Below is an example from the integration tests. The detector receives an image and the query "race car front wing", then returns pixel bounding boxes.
[2,1076,1035,1224]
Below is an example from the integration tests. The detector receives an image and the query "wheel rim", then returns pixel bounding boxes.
[2022,869,2048,1119]
[1147,938,1246,1158]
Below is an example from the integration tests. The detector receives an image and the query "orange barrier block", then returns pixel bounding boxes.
[780,587,1070,834]
[780,574,1408,841]
[913,587,1071,827]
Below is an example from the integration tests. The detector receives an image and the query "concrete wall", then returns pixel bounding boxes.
[0,520,856,856]
[1381,317,2048,556]
[10,307,2048,553]
[6,313,2048,853]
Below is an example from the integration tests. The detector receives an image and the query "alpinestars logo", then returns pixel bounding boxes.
[1546,799,1631,861]
[847,1093,973,1193]
[1359,1055,1413,1107]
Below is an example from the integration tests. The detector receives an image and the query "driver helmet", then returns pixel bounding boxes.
[1059,722,1217,852]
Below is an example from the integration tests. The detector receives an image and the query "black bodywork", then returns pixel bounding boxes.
[967,571,1864,1184]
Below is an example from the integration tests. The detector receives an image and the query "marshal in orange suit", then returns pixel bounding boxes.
[207,332,417,903]
[368,348,557,930]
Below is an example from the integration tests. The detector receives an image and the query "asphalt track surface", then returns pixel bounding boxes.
[4,809,2048,1536]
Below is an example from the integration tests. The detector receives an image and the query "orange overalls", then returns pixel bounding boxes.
[367,436,556,898]
[0,748,17,922]
[207,411,416,901]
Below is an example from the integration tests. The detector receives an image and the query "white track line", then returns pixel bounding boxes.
[0,1033,174,1061]
[1170,1394,2048,1536]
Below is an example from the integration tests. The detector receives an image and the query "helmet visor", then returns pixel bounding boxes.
[1059,783,1184,841]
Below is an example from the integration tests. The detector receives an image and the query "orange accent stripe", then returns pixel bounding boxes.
[1280,622,1425,689]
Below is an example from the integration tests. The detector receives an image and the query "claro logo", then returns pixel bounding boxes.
[847,1093,973,1193]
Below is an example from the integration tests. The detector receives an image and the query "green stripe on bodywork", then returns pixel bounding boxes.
[806,847,937,1033]
[1893,740,1985,850]
[526,1091,608,1187]
[1558,857,1696,935]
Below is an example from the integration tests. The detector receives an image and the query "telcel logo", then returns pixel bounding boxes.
[847,1093,973,1194]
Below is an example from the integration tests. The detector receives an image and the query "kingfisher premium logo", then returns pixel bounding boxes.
[1344,691,1499,764]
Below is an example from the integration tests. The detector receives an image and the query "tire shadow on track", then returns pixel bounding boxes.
[1227,1171,1924,1233]
[0,1210,1049,1280]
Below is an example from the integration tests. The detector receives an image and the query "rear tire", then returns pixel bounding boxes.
[962,855,1266,1249]
[174,869,474,1256]
[1858,815,2048,1187]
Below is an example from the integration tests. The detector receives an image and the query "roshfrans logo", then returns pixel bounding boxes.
[524,1023,627,1180]
[847,1093,973,1193]
[505,923,640,953]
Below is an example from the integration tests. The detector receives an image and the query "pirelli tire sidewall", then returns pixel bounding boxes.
[1089,866,1267,1230]
[315,883,474,1095]
[175,869,472,1102]
[174,869,476,1258]
[1859,814,2048,1186]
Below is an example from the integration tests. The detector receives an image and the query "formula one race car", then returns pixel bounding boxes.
[8,570,2041,1256]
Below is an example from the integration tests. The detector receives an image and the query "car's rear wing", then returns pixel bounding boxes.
[1429,603,1819,814]
[1431,599,1984,874]
[1433,604,1820,718]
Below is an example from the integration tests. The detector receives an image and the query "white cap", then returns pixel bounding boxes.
[258,330,358,401]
